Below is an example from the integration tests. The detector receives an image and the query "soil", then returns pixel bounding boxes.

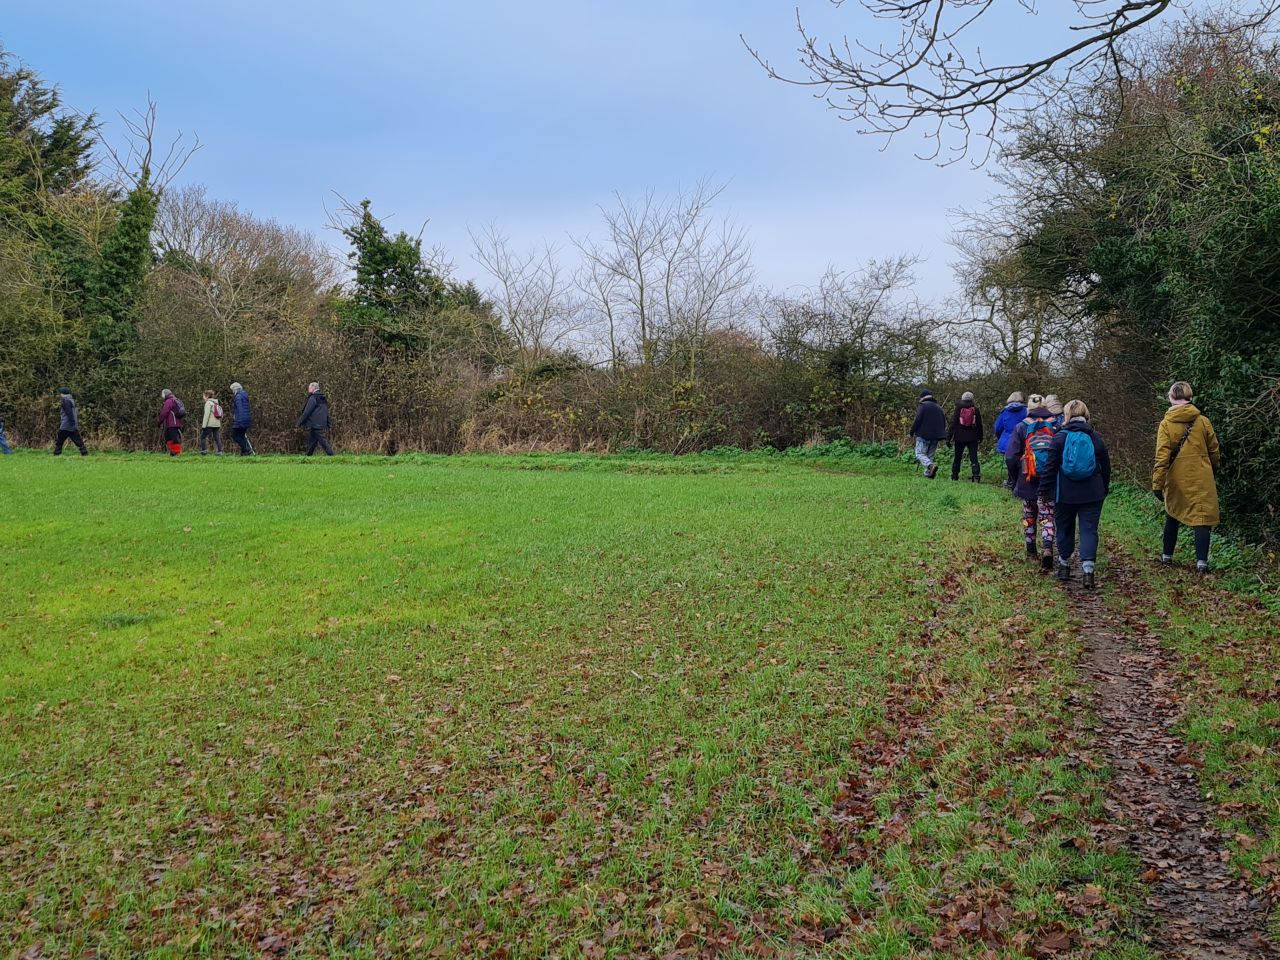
[1067,559,1276,958]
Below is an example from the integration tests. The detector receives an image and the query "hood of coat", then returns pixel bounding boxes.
[1026,406,1051,418]
[1062,419,1095,435]
[958,398,975,409]
[1164,402,1201,424]
[1002,402,1026,416]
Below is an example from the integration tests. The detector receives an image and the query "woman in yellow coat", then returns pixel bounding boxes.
[1152,381,1221,572]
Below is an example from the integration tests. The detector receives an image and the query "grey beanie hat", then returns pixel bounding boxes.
[961,391,975,402]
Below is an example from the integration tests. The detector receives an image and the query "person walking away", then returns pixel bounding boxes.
[297,382,334,456]
[993,392,1027,488]
[229,382,255,455]
[947,391,984,482]
[157,389,186,456]
[1039,400,1111,589]
[1005,394,1057,569]
[200,390,224,455]
[1044,395,1065,430]
[910,388,947,478]
[1152,381,1221,573]
[54,387,88,455]
[0,413,11,454]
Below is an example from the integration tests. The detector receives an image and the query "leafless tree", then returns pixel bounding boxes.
[471,227,579,368]
[100,95,199,191]
[574,183,754,376]
[152,185,338,363]
[746,1,1279,161]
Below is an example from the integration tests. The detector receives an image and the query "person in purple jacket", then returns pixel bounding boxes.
[157,389,184,456]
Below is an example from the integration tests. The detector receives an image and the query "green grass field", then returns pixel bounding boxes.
[1,450,1274,958]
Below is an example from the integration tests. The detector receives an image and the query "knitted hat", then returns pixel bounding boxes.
[1028,393,1044,406]
[961,391,975,402]
[1006,391,1024,404]
[1044,394,1063,414]
[919,387,933,398]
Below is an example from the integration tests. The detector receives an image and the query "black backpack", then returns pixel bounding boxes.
[173,397,187,421]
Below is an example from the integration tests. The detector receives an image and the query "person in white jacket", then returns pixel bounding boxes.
[200,390,224,455]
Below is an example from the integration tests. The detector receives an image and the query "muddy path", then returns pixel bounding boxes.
[1066,559,1275,958]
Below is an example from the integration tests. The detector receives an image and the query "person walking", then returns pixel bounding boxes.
[157,389,185,456]
[53,387,88,455]
[229,382,255,456]
[1044,395,1065,430]
[1005,394,1057,569]
[993,392,1027,489]
[910,388,947,478]
[200,390,224,455]
[946,390,984,482]
[1039,400,1111,589]
[1153,381,1221,573]
[0,413,11,455]
[297,382,334,456]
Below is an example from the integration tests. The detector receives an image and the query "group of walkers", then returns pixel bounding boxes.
[911,382,1222,588]
[18,381,334,457]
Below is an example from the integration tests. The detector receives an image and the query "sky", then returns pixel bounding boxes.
[4,1,1101,300]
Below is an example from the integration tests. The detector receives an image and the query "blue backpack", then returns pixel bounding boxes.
[1061,431,1097,482]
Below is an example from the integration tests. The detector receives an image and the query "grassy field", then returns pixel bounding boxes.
[0,449,1271,958]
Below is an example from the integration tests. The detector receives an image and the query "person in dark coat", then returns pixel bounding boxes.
[157,388,184,456]
[946,390,984,482]
[1038,400,1111,589]
[993,392,1027,488]
[54,387,88,455]
[1004,394,1056,568]
[229,382,255,455]
[909,388,947,478]
[297,382,334,456]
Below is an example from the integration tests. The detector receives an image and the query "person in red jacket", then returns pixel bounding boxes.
[946,390,984,482]
[157,388,185,456]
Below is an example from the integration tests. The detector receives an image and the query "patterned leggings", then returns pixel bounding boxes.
[1022,497,1056,552]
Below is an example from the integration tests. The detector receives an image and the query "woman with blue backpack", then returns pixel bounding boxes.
[1005,394,1059,569]
[1038,400,1111,589]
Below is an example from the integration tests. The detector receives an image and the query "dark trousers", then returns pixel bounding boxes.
[306,428,333,456]
[1005,458,1018,487]
[54,429,87,455]
[231,426,255,455]
[951,441,980,480]
[1056,500,1104,563]
[0,420,10,454]
[200,426,223,454]
[1163,514,1211,563]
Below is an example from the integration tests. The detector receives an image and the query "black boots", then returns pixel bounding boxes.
[1082,571,1096,590]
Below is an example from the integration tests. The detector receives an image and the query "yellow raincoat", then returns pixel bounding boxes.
[1152,403,1221,527]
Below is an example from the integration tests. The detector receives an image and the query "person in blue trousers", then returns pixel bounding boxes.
[0,414,11,454]
[1038,399,1111,590]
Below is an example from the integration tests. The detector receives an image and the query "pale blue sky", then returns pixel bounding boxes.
[6,1,1106,298]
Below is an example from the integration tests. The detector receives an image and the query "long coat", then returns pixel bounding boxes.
[1152,403,1221,527]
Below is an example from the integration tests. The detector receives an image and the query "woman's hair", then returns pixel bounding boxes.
[1028,393,1044,406]
[1169,381,1194,401]
[161,388,172,398]
[1006,391,1024,404]
[1064,399,1090,421]
[203,389,214,399]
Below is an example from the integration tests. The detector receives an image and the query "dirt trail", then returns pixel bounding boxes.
[1067,559,1275,958]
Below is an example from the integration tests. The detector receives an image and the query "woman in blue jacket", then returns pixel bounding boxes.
[1038,399,1111,590]
[992,392,1027,488]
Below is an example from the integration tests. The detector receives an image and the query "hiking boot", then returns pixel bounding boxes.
[970,475,981,483]
[1196,561,1210,575]
[1083,571,1096,590]
[1056,562,1070,582]
[1026,542,1038,560]
[925,463,938,479]
[1040,553,1054,572]
[1159,554,1172,566]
